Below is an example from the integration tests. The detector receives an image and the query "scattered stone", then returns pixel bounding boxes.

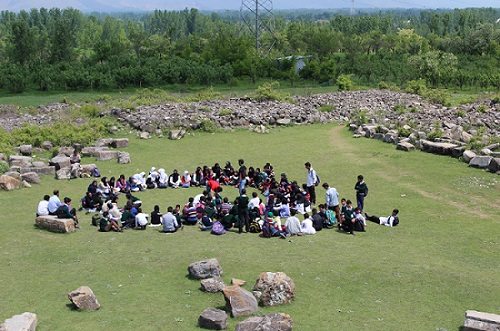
[253,272,295,306]
[111,138,129,148]
[0,175,20,191]
[464,310,500,331]
[140,132,151,139]
[81,146,109,157]
[0,312,37,331]
[32,161,46,167]
[58,146,74,157]
[222,285,259,317]
[235,313,293,331]
[49,155,70,170]
[8,155,32,167]
[462,150,477,163]
[79,164,96,177]
[22,180,31,188]
[118,152,131,164]
[469,156,493,168]
[41,141,53,150]
[231,278,246,287]
[420,140,458,156]
[169,129,186,140]
[276,118,291,125]
[487,158,500,173]
[56,167,72,180]
[4,172,21,180]
[20,166,55,175]
[96,150,120,161]
[198,308,228,330]
[396,141,415,151]
[35,215,75,233]
[19,145,33,156]
[68,286,100,311]
[200,276,227,293]
[188,258,223,279]
[20,172,40,184]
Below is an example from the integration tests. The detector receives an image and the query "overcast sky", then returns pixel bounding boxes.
[1,0,499,12]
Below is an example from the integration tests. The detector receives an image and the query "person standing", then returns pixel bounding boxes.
[236,188,250,233]
[238,159,247,196]
[322,182,341,227]
[354,175,368,213]
[304,162,317,206]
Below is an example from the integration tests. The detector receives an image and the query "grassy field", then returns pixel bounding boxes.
[0,123,499,330]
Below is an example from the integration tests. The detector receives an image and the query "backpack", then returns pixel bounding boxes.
[249,220,261,233]
[324,209,337,228]
[315,174,320,186]
[91,213,101,226]
[261,220,272,238]
[93,167,101,177]
[211,221,226,235]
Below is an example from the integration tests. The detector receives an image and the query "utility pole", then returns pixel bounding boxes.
[240,0,277,54]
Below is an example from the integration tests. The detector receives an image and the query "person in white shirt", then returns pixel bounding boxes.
[304,161,318,206]
[248,192,260,210]
[323,182,341,224]
[301,213,316,235]
[135,208,149,230]
[37,195,50,216]
[284,210,302,236]
[365,209,400,227]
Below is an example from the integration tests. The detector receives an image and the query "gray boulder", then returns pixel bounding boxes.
[0,175,20,191]
[420,140,458,156]
[464,310,500,331]
[4,172,21,180]
[58,146,74,157]
[68,286,100,311]
[49,155,70,170]
[276,118,291,125]
[200,276,227,293]
[396,141,415,151]
[222,285,259,317]
[35,215,75,233]
[469,156,493,168]
[188,258,223,279]
[111,138,129,148]
[0,312,37,331]
[41,141,53,150]
[198,308,228,330]
[169,129,186,140]
[8,155,32,167]
[253,272,295,306]
[140,132,151,139]
[235,313,293,331]
[97,150,120,161]
[20,172,41,184]
[118,152,131,164]
[19,145,33,156]
[462,150,477,163]
[81,146,108,157]
[21,166,56,175]
[56,167,72,180]
[487,158,500,173]
[79,164,96,177]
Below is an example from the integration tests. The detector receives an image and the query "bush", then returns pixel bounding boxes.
[394,104,407,114]
[427,129,443,141]
[353,109,368,125]
[255,82,290,101]
[477,105,489,113]
[80,104,102,118]
[378,81,389,90]
[425,89,451,106]
[336,74,354,91]
[456,109,466,117]
[199,119,219,133]
[318,104,334,112]
[405,79,427,95]
[0,161,9,174]
[398,127,411,137]
[219,108,233,116]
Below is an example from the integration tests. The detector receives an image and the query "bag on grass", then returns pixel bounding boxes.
[211,221,226,235]
[91,213,101,226]
[92,167,101,177]
[249,220,261,233]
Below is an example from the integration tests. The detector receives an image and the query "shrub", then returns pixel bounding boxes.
[219,108,233,116]
[409,106,419,113]
[405,79,427,95]
[199,119,219,133]
[456,109,466,117]
[394,104,407,114]
[0,161,9,174]
[353,109,368,125]
[199,106,211,112]
[378,81,389,90]
[427,129,443,141]
[192,87,221,102]
[255,81,290,101]
[398,127,411,137]
[477,105,489,113]
[336,74,354,91]
[318,104,334,112]
[80,104,101,118]
[425,89,451,106]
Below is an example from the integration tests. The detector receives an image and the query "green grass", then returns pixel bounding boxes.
[0,124,499,330]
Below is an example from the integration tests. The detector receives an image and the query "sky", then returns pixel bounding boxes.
[1,0,499,12]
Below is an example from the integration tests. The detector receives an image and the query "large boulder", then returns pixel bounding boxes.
[21,166,56,175]
[35,215,75,233]
[396,141,415,151]
[464,310,500,331]
[58,146,74,157]
[188,258,223,279]
[19,145,33,156]
[235,313,293,331]
[79,164,96,177]
[111,138,129,148]
[8,155,32,167]
[200,276,227,293]
[41,141,53,150]
[462,150,477,163]
[419,140,458,156]
[20,172,41,184]
[469,156,493,169]
[4,172,21,180]
[222,285,259,318]
[96,150,120,161]
[0,175,20,191]
[81,146,109,157]
[49,155,70,170]
[118,152,131,164]
[198,308,228,330]
[68,286,100,311]
[487,158,500,173]
[0,312,37,331]
[253,272,295,306]
[56,167,72,180]
[169,129,185,140]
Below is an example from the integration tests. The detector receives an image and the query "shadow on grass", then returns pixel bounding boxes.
[66,303,78,311]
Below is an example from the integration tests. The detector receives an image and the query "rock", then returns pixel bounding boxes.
[19,145,33,156]
[56,167,72,180]
[58,146,74,157]
[20,172,40,184]
[68,286,100,311]
[235,313,293,331]
[0,153,5,161]
[35,215,75,233]
[460,131,472,143]
[117,152,131,164]
[188,258,223,279]
[349,124,358,131]
[0,175,20,191]
[41,141,53,150]
[111,138,129,148]
[484,143,500,151]
[79,164,96,177]
[487,158,500,173]
[464,310,500,331]
[469,156,493,168]
[480,148,492,156]
[8,155,32,167]
[96,150,120,161]
[200,276,227,293]
[452,146,466,158]
[22,180,31,188]
[198,308,228,330]
[49,155,70,170]
[4,172,21,180]
[462,150,477,163]
[253,272,295,306]
[0,312,37,331]
[140,132,151,139]
[81,146,109,157]
[21,166,56,175]
[231,278,246,287]
[32,161,46,167]
[276,118,291,125]
[169,129,186,140]
[420,140,458,156]
[396,141,415,151]
[222,285,259,317]
[96,138,113,147]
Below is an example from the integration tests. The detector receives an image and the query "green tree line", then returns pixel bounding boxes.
[1,7,500,93]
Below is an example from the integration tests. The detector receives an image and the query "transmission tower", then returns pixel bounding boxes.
[350,0,355,16]
[240,0,277,54]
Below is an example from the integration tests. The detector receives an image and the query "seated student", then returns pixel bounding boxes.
[106,196,122,221]
[218,197,232,216]
[162,206,181,233]
[97,177,112,198]
[320,204,336,228]
[365,209,400,227]
[169,169,181,188]
[135,207,149,230]
[311,208,324,231]
[185,203,198,225]
[147,167,159,189]
[99,212,121,232]
[248,192,260,210]
[284,210,302,236]
[181,170,191,188]
[120,205,135,229]
[340,202,356,235]
[70,150,81,164]
[132,172,147,191]
[157,169,169,188]
[82,191,96,213]
[116,174,131,193]
[48,190,62,215]
[56,197,80,228]
[173,205,182,225]
[199,211,214,231]
[191,167,204,187]
[91,192,103,212]
[37,195,50,216]
[126,192,142,208]
[87,180,98,195]
[212,163,222,181]
[301,213,316,235]
[150,205,162,227]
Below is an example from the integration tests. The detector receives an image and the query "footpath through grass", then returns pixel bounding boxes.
[0,124,499,330]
